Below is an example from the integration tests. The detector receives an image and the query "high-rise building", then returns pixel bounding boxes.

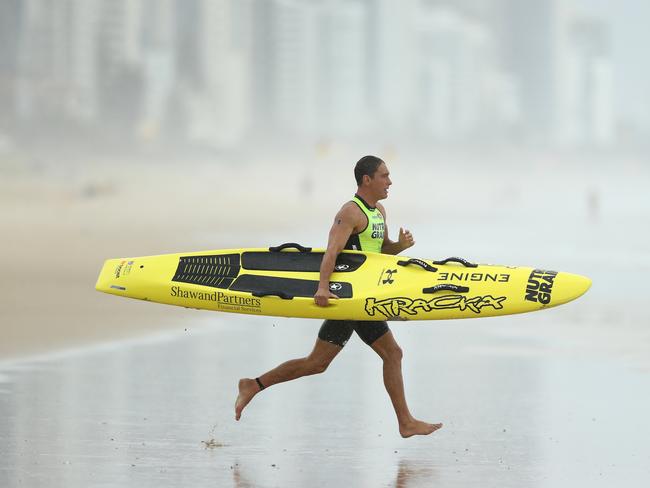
[364,0,418,132]
[180,0,252,147]
[267,0,321,136]
[66,0,102,121]
[319,0,368,136]
[249,0,275,130]
[558,16,614,146]
[415,4,503,141]
[0,0,24,128]
[496,0,571,143]
[98,0,145,69]
[137,0,177,139]
[96,0,146,131]
[14,0,101,124]
[250,0,369,138]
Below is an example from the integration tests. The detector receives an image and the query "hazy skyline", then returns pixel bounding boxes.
[0,0,648,153]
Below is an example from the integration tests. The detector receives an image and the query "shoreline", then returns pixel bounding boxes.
[1,152,648,361]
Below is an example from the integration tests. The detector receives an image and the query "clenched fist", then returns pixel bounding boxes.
[398,227,415,251]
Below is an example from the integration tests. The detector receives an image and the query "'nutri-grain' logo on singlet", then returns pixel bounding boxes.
[371,221,384,239]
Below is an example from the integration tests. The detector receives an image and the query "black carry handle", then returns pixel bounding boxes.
[431,256,478,268]
[422,284,470,294]
[251,290,294,300]
[397,258,438,272]
[269,242,313,253]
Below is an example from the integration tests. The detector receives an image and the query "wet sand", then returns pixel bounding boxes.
[1,312,649,487]
[1,151,650,486]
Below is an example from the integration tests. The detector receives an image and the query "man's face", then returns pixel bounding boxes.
[367,163,392,200]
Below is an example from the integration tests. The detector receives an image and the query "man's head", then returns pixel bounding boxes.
[354,155,392,201]
[354,155,384,186]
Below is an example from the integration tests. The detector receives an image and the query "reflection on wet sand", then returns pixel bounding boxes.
[232,461,255,488]
[394,459,439,488]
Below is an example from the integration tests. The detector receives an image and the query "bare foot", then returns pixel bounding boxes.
[235,378,261,421]
[399,419,443,438]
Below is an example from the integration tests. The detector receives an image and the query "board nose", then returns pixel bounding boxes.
[574,274,592,297]
[554,272,592,305]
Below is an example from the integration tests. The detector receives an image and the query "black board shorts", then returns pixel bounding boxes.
[318,320,390,347]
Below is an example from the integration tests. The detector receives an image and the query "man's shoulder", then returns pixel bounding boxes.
[337,200,365,223]
[340,199,359,211]
[376,201,387,218]
[339,200,361,214]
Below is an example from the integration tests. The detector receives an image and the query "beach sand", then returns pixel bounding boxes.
[0,151,341,359]
[1,149,649,486]
[2,147,646,360]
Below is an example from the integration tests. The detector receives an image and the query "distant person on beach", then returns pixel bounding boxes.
[235,155,442,438]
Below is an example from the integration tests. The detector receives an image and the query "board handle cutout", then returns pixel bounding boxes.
[422,284,470,294]
[397,258,438,272]
[431,257,478,268]
[251,290,294,300]
[269,242,313,253]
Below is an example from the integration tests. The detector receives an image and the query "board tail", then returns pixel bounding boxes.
[95,258,139,297]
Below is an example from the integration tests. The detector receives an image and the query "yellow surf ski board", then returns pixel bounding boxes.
[95,243,591,321]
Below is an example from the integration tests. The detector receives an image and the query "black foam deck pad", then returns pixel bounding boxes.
[172,253,241,289]
[230,274,353,299]
[241,252,366,272]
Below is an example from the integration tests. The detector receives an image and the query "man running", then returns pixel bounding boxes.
[235,155,442,438]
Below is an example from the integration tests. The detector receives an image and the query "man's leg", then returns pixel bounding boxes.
[235,337,343,420]
[368,330,443,438]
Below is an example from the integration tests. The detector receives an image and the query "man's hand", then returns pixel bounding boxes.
[314,286,339,307]
[398,227,415,251]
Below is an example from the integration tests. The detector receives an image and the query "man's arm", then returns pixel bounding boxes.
[314,205,358,307]
[378,203,415,255]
